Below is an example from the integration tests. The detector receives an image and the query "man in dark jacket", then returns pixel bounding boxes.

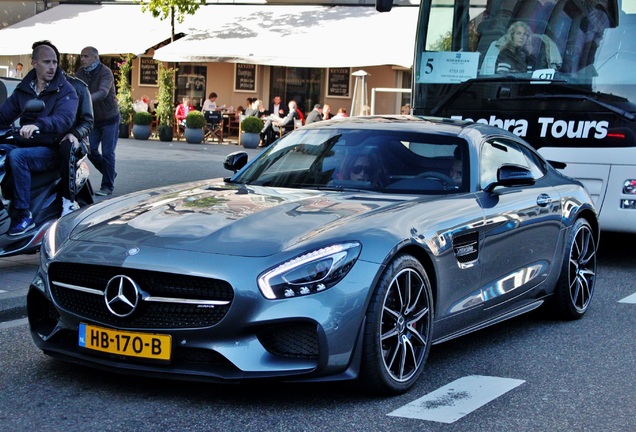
[0,43,78,235]
[31,40,94,216]
[76,46,119,196]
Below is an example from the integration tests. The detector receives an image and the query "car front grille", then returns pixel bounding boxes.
[48,262,233,329]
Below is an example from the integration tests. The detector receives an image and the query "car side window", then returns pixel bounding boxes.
[480,138,544,190]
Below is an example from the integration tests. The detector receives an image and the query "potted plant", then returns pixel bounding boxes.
[155,63,176,142]
[132,111,153,140]
[240,116,264,149]
[185,110,206,144]
[116,54,135,138]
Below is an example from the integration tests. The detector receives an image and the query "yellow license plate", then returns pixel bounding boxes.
[78,323,172,361]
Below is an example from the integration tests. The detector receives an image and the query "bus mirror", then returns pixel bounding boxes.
[375,0,393,13]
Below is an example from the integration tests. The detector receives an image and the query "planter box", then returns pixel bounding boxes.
[185,127,205,144]
[241,132,260,149]
[132,124,152,140]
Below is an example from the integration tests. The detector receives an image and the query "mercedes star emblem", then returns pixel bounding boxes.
[104,275,140,317]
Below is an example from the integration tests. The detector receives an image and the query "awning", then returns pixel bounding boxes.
[0,4,418,68]
[154,5,418,68]
[0,4,174,56]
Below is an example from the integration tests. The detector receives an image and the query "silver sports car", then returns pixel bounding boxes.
[28,116,599,395]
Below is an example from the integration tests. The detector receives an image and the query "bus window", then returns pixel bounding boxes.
[405,0,636,232]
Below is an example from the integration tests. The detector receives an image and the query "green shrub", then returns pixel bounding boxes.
[155,63,175,127]
[186,110,206,129]
[241,116,264,134]
[132,110,153,125]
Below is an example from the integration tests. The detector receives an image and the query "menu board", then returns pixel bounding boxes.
[327,68,350,98]
[234,63,257,92]
[139,57,158,87]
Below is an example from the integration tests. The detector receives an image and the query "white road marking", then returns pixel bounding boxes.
[0,317,28,330]
[618,292,636,304]
[388,375,525,424]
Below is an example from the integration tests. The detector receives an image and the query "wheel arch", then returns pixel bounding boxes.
[389,242,439,308]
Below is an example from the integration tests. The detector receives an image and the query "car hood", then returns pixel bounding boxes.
[71,179,415,257]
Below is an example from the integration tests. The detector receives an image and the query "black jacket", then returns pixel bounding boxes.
[75,63,119,123]
[66,74,94,143]
[0,67,78,146]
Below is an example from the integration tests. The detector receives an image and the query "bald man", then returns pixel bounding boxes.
[0,42,78,235]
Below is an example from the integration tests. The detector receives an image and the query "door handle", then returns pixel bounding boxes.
[537,194,552,206]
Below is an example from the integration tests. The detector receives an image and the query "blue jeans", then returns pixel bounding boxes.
[0,144,59,213]
[88,114,119,190]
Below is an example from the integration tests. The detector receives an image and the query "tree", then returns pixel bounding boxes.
[116,54,135,125]
[155,63,176,127]
[139,0,206,42]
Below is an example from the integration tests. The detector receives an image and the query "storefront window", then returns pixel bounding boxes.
[270,67,323,116]
[176,65,207,109]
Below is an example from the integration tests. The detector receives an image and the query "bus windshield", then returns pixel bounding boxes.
[409,0,636,233]
[414,0,636,140]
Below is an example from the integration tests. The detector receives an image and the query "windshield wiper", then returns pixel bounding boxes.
[429,76,566,116]
[518,93,635,121]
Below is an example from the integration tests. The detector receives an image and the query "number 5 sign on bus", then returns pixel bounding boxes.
[418,52,479,84]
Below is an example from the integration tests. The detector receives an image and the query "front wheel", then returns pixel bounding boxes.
[360,254,434,395]
[550,218,597,320]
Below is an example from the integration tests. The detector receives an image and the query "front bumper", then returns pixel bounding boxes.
[26,253,379,383]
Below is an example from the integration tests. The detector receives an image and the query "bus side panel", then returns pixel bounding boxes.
[539,147,636,232]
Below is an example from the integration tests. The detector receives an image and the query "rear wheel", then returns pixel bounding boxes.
[360,254,433,395]
[551,218,597,320]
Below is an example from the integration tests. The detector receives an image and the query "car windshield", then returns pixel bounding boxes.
[231,128,469,194]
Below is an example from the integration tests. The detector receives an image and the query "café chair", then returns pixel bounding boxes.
[204,110,224,143]
[174,113,184,141]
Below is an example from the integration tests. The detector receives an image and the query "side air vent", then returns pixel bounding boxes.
[452,231,479,264]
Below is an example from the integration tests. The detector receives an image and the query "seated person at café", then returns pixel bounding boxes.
[244,99,262,117]
[261,100,300,145]
[202,92,218,112]
[305,104,323,124]
[175,97,194,126]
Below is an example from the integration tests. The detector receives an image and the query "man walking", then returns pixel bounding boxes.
[0,43,78,235]
[76,46,119,196]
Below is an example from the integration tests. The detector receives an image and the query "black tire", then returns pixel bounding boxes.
[360,254,434,395]
[550,218,597,320]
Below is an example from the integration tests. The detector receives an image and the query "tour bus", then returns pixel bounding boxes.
[379,0,636,233]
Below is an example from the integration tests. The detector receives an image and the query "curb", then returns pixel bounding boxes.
[0,289,28,323]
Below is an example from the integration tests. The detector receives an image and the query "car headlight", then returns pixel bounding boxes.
[41,218,73,269]
[258,242,362,300]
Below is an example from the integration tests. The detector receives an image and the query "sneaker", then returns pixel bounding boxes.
[61,197,80,216]
[95,188,113,196]
[8,213,34,236]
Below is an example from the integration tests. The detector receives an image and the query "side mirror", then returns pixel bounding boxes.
[224,151,248,173]
[484,164,535,192]
[376,0,393,13]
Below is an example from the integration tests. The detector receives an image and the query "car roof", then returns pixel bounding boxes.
[301,115,514,141]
